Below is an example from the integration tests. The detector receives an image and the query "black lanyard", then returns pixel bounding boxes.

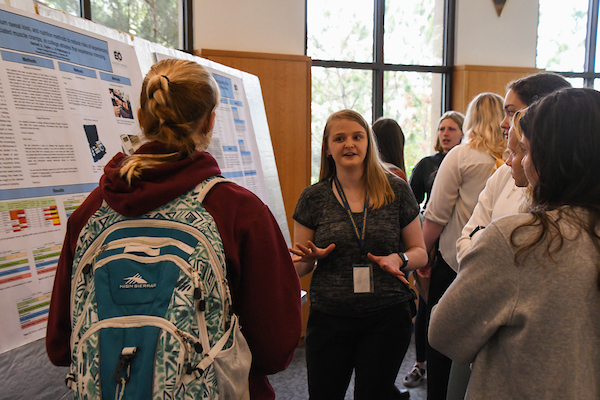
[333,176,369,259]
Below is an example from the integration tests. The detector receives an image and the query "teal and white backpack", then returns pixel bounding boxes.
[66,176,251,400]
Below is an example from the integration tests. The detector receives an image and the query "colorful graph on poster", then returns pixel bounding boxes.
[63,198,85,218]
[0,198,61,234]
[0,251,31,286]
[17,292,50,330]
[32,244,61,276]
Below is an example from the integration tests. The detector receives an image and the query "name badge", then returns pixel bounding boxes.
[353,264,373,293]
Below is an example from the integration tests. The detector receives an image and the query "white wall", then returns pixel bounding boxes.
[193,0,539,67]
[455,0,538,67]
[193,0,306,55]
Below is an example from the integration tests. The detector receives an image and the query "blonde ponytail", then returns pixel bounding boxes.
[119,59,220,184]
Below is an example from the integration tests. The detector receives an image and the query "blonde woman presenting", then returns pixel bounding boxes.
[291,110,427,400]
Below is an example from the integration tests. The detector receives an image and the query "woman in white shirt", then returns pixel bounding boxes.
[421,92,505,400]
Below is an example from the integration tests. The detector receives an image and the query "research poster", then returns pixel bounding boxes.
[0,5,273,354]
[0,4,144,353]
[206,67,268,202]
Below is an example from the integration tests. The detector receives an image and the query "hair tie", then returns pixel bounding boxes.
[161,75,170,84]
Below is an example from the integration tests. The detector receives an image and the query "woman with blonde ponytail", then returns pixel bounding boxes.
[120,59,219,182]
[47,59,302,400]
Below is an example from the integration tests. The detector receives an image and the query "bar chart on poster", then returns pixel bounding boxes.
[0,198,61,233]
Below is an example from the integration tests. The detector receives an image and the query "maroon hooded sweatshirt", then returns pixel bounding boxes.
[46,141,302,399]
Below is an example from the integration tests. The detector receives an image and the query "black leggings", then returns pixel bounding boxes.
[306,303,414,400]
[426,255,457,400]
[414,293,430,363]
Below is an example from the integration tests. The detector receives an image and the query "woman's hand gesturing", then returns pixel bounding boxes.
[367,253,410,285]
[289,241,336,264]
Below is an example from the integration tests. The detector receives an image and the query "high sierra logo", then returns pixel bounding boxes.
[120,273,157,289]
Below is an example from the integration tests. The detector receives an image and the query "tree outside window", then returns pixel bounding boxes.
[39,0,181,49]
[537,0,587,73]
[537,0,600,87]
[308,0,447,182]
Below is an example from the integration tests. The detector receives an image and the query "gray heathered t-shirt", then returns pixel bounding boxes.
[293,175,420,317]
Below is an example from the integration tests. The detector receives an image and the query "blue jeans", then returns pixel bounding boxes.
[305,302,413,400]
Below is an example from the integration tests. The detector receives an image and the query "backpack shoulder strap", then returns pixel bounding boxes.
[196,176,232,203]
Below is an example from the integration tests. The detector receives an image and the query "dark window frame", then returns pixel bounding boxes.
[78,0,193,53]
[306,0,456,123]
[544,0,600,86]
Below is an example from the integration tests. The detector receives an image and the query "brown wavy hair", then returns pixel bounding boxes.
[511,88,600,288]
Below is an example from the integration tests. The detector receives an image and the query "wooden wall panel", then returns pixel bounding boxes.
[199,49,312,337]
[453,65,543,113]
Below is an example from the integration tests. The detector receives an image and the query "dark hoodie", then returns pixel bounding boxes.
[46,141,302,399]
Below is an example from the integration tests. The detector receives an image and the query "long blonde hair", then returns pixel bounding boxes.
[319,110,394,209]
[463,92,506,159]
[119,59,220,183]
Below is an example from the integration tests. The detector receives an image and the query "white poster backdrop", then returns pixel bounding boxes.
[0,4,144,354]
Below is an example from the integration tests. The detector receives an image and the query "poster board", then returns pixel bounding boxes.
[0,3,144,354]
[0,1,288,361]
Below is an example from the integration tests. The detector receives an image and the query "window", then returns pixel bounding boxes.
[37,0,192,52]
[307,0,454,181]
[537,0,600,86]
